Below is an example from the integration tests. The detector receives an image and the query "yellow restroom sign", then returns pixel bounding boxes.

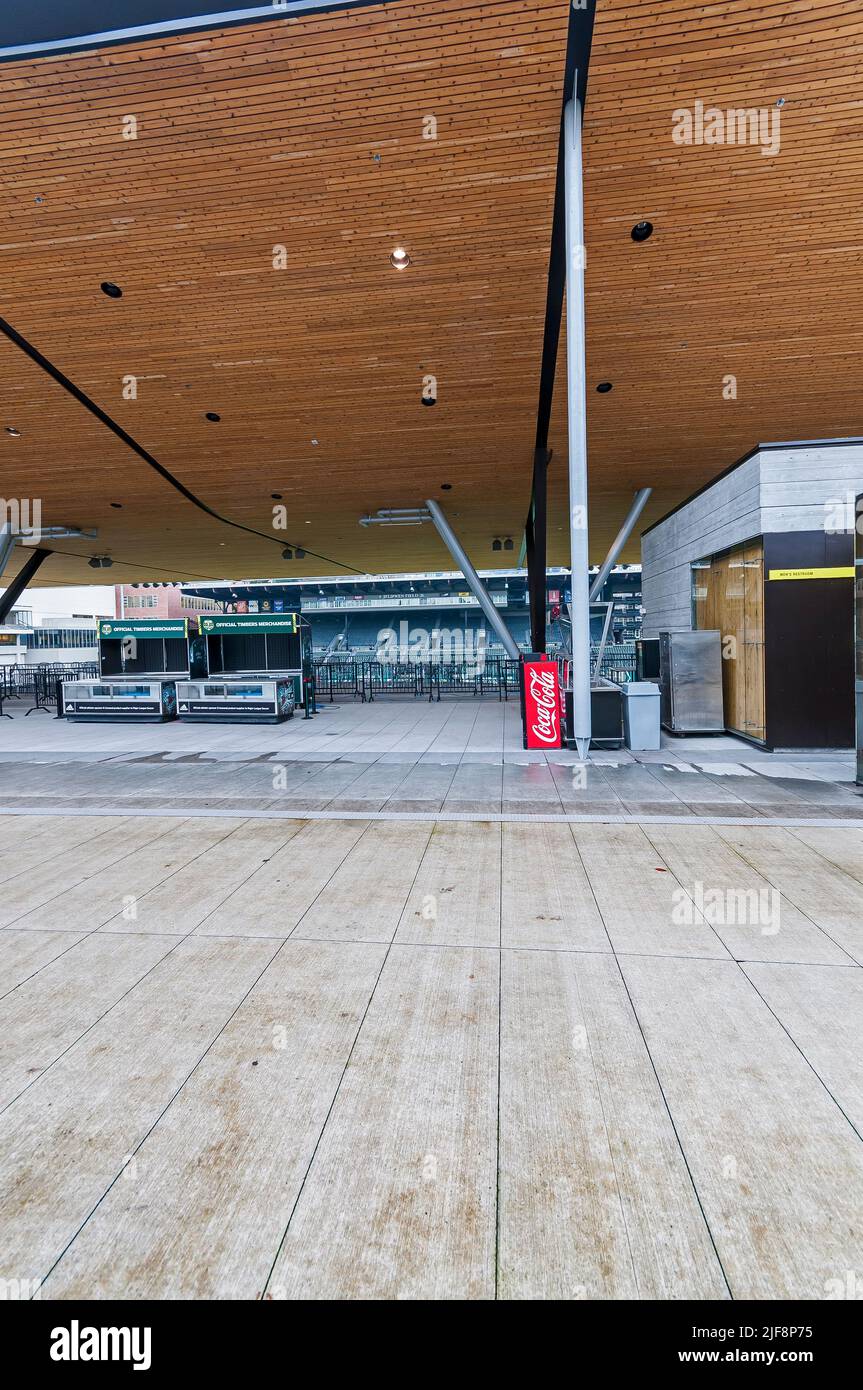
[768,567,855,581]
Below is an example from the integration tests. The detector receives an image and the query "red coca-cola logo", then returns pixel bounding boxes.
[526,664,560,746]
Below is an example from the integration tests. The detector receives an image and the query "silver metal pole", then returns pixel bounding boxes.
[588,487,652,602]
[425,498,520,659]
[564,96,591,758]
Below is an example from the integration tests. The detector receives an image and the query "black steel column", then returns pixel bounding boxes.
[0,546,51,622]
[526,447,550,652]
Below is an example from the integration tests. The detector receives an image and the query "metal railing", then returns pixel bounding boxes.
[312,657,522,703]
[0,662,98,716]
[301,593,508,611]
[595,642,636,684]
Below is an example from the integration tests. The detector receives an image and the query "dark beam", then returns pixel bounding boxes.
[527,447,551,652]
[524,1,597,656]
[0,316,362,576]
[534,0,597,459]
[0,546,52,622]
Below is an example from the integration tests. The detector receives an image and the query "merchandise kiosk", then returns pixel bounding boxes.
[177,611,309,723]
[62,618,202,723]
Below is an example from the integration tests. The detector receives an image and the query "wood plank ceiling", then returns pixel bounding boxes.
[0,0,861,587]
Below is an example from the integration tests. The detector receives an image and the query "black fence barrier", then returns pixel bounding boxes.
[312,657,524,703]
[363,662,426,701]
[314,659,364,702]
[597,642,637,684]
[0,662,98,716]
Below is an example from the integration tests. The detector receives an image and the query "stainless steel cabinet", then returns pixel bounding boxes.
[659,630,724,733]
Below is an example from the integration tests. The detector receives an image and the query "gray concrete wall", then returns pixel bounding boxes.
[640,440,863,636]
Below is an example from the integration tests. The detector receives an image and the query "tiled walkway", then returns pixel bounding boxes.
[1,700,861,1299]
[0,698,860,822]
[1,813,862,1298]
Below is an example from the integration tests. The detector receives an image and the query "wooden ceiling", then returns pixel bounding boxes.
[1,0,861,587]
[554,0,863,552]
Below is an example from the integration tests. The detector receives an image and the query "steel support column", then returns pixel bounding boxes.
[425,499,520,660]
[0,544,52,623]
[526,447,551,653]
[588,487,652,602]
[564,95,591,757]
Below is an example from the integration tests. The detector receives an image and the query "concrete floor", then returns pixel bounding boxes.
[1,700,861,1299]
[0,697,860,823]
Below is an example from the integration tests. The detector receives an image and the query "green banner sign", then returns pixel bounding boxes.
[98,619,188,640]
[200,614,298,635]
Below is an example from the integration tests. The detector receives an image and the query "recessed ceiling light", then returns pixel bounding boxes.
[282,548,294,560]
[295,548,306,559]
[421,395,436,407]
[205,412,221,422]
[271,492,283,500]
[390,247,411,270]
[5,426,21,437]
[440,483,452,491]
[631,221,654,243]
[100,281,123,298]
[110,502,122,509]
[596,382,613,393]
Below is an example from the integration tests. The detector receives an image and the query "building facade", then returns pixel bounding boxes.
[641,439,862,748]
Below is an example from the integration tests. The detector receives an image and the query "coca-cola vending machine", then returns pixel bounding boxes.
[520,653,563,750]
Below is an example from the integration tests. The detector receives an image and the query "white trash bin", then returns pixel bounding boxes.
[623,680,661,751]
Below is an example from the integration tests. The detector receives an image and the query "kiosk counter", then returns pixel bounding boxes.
[63,618,201,723]
[177,611,308,723]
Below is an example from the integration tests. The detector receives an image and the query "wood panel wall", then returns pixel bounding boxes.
[692,540,765,741]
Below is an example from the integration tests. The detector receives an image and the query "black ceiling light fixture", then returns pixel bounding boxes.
[271,492,283,500]
[5,426,21,436]
[205,411,221,422]
[596,382,613,393]
[110,501,122,508]
[100,281,123,298]
[88,555,114,568]
[440,483,452,491]
[282,548,294,560]
[631,221,654,243]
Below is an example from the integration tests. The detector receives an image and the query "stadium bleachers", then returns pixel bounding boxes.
[311,608,532,657]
